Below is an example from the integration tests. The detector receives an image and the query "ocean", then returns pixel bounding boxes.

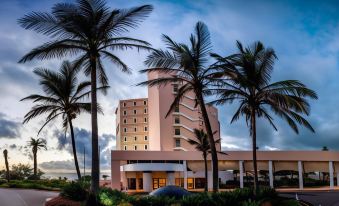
[43,172,111,180]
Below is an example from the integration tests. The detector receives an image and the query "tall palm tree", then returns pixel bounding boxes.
[27,138,47,177]
[21,61,100,180]
[138,22,220,192]
[18,0,153,193]
[3,149,10,182]
[187,129,221,192]
[211,41,318,194]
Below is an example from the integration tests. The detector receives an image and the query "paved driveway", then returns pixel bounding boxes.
[280,191,339,206]
[0,188,58,206]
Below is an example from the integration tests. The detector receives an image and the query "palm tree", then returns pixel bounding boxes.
[18,0,153,194]
[187,129,222,192]
[3,149,10,182]
[21,61,100,180]
[27,138,47,177]
[211,41,317,194]
[138,22,220,192]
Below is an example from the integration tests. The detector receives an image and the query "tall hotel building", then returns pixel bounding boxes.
[112,71,339,192]
[115,71,221,152]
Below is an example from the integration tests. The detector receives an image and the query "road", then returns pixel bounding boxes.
[0,188,58,206]
[280,191,339,206]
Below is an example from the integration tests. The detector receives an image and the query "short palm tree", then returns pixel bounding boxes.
[27,138,47,177]
[3,149,10,182]
[18,0,153,193]
[138,22,220,192]
[21,61,99,180]
[187,129,222,192]
[211,41,318,194]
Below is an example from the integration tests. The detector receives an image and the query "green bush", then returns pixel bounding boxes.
[129,195,177,206]
[0,179,7,185]
[99,188,130,206]
[96,188,297,206]
[60,181,88,201]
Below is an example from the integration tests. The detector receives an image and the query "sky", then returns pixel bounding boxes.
[0,0,338,173]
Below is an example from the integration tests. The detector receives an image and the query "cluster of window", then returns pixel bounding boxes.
[123,136,148,142]
[123,117,148,124]
[125,177,207,190]
[123,100,147,107]
[123,144,148,151]
[123,126,148,133]
[123,108,147,116]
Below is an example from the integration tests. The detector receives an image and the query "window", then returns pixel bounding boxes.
[144,136,148,141]
[134,136,137,141]
[133,101,136,106]
[187,178,194,189]
[124,145,127,150]
[134,145,137,150]
[175,139,181,147]
[123,110,127,115]
[174,105,179,112]
[124,128,127,132]
[144,117,147,123]
[144,126,148,132]
[143,100,147,105]
[144,108,147,114]
[123,119,127,124]
[173,84,178,93]
[134,118,137,123]
[134,110,137,114]
[123,102,126,107]
[174,117,180,124]
[175,128,180,135]
[124,136,127,142]
[144,145,148,150]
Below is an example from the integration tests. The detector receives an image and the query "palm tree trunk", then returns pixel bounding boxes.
[68,117,82,180]
[33,150,37,176]
[250,108,259,195]
[196,92,219,192]
[203,152,208,192]
[90,57,99,194]
[4,151,10,182]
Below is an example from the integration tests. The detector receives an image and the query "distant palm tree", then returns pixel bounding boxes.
[21,61,101,180]
[187,129,222,192]
[3,149,10,182]
[138,22,220,192]
[27,138,47,177]
[18,0,153,193]
[211,41,317,194]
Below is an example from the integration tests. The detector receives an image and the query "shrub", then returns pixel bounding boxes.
[0,179,7,185]
[98,188,130,206]
[242,200,260,206]
[181,193,214,206]
[129,195,177,206]
[60,181,88,201]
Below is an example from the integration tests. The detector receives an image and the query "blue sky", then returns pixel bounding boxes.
[0,0,338,171]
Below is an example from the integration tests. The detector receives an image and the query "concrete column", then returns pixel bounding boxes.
[337,172,339,187]
[298,161,303,190]
[167,172,175,185]
[143,172,152,192]
[183,161,188,189]
[111,160,121,190]
[239,160,244,188]
[208,170,213,191]
[269,160,274,188]
[329,161,334,189]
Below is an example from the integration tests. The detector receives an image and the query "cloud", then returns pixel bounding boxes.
[40,127,115,171]
[0,113,21,139]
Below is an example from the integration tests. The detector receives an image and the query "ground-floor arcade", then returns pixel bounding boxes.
[111,151,339,192]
